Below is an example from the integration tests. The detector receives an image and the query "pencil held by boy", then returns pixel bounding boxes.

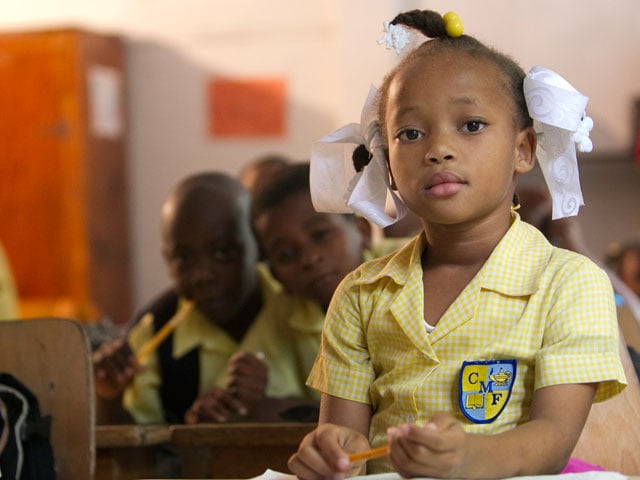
[288,9,626,480]
[94,172,271,424]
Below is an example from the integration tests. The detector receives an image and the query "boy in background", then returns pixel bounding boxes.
[94,172,279,424]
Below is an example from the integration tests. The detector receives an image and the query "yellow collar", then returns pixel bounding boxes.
[354,213,553,297]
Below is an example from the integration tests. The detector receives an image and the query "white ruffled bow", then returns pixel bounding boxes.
[573,116,594,153]
[309,86,407,228]
[524,66,594,219]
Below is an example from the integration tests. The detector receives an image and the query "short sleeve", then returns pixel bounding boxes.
[535,257,627,402]
[307,275,376,404]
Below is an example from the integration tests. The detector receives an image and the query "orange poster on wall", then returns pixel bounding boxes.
[208,77,287,137]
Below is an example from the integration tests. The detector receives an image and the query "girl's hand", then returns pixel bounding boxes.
[387,412,468,479]
[226,351,268,413]
[184,386,248,424]
[93,338,142,399]
[288,423,370,480]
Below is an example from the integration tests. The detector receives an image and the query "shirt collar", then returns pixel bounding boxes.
[257,261,283,299]
[354,213,553,297]
[480,213,553,295]
[172,299,237,358]
[287,296,325,333]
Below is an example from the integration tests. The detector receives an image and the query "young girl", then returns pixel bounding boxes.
[288,9,626,480]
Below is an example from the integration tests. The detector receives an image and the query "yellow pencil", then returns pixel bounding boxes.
[136,310,188,364]
[348,445,389,463]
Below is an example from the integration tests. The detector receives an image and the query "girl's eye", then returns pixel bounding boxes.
[461,120,485,133]
[397,129,423,141]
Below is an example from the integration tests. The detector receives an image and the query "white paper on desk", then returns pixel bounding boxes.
[249,469,296,480]
[249,470,629,480]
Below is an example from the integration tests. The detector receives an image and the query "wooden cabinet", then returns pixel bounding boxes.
[0,28,132,323]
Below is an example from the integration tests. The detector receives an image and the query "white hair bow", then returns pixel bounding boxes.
[310,86,407,227]
[524,66,594,219]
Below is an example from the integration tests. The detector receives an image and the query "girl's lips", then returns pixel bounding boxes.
[425,172,466,196]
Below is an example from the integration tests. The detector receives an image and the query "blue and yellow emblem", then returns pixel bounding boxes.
[458,360,516,424]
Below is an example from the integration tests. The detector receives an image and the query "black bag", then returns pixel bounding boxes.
[0,372,56,479]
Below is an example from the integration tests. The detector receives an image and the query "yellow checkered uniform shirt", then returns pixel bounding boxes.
[308,214,626,473]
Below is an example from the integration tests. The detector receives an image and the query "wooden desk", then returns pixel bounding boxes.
[96,422,315,480]
[170,422,315,478]
[96,424,173,480]
[96,424,172,448]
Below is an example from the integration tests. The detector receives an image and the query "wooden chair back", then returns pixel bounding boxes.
[571,327,640,475]
[0,318,95,479]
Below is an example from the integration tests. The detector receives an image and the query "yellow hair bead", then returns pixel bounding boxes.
[443,12,459,23]
[443,11,464,38]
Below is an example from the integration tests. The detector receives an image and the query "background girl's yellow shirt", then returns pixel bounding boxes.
[239,292,324,400]
[308,215,626,473]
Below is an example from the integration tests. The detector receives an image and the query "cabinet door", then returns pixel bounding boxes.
[0,29,131,323]
[0,31,87,298]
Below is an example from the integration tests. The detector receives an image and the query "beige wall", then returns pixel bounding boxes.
[1,0,638,317]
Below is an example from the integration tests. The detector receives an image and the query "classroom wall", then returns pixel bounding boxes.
[1,0,639,319]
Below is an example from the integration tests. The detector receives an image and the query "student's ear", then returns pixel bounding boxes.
[514,126,537,174]
[355,217,373,251]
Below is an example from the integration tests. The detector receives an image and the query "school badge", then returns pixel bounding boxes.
[458,360,516,424]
